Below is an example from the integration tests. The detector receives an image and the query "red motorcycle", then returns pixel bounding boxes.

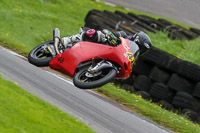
[28,28,136,89]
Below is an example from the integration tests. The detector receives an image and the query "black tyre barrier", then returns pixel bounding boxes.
[150,82,174,102]
[136,91,151,101]
[169,29,189,40]
[127,12,140,20]
[85,9,199,40]
[181,109,200,123]
[114,11,156,33]
[85,10,200,121]
[167,26,198,40]
[158,100,174,111]
[103,11,138,35]
[156,53,181,72]
[167,74,194,94]
[132,59,153,76]
[85,15,109,30]
[103,10,122,22]
[157,19,199,40]
[193,82,200,98]
[193,97,200,112]
[85,10,122,32]
[190,28,200,35]
[157,19,172,27]
[133,75,151,92]
[165,25,178,33]
[127,15,157,33]
[179,30,198,40]
[85,9,104,22]
[126,12,151,31]
[137,15,165,30]
[88,10,138,35]
[177,60,200,82]
[114,11,134,22]
[163,20,198,39]
[139,46,164,65]
[149,66,171,84]
[172,92,195,110]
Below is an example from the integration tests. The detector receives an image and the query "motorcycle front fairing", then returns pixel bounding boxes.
[49,42,113,76]
[49,38,133,79]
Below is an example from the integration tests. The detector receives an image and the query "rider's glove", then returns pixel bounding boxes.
[106,32,120,46]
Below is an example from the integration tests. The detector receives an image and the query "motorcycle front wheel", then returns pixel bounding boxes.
[28,40,54,67]
[73,66,117,89]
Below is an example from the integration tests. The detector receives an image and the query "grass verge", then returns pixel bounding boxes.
[0,0,196,56]
[0,76,95,133]
[97,84,200,133]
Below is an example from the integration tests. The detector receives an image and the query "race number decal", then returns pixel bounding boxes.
[58,57,64,63]
[126,52,134,66]
[126,52,134,61]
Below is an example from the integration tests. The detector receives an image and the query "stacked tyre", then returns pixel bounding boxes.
[118,48,200,123]
[85,9,200,40]
[85,9,200,123]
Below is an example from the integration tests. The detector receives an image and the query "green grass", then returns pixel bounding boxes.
[0,0,195,56]
[0,0,128,55]
[0,76,95,133]
[97,84,200,133]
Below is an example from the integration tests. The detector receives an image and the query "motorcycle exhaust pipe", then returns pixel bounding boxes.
[53,28,60,38]
[88,61,116,73]
[53,28,60,54]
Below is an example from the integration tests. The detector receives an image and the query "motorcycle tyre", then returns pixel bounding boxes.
[28,40,53,67]
[73,67,117,89]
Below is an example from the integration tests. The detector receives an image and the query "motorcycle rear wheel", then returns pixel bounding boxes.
[73,67,117,89]
[28,40,54,67]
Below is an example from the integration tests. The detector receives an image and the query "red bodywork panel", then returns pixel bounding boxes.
[49,38,134,79]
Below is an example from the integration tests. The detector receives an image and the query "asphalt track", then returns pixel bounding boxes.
[0,47,173,133]
[100,0,200,28]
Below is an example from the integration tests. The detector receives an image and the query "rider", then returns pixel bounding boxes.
[61,27,152,60]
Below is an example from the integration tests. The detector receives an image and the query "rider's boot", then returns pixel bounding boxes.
[61,33,82,48]
[61,37,72,48]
